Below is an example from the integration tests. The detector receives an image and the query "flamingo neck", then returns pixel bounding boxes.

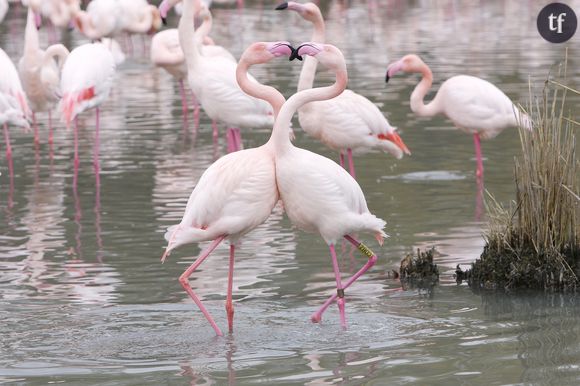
[236,61,285,119]
[24,8,40,57]
[410,63,440,117]
[196,11,212,45]
[42,44,69,70]
[179,0,201,71]
[272,67,347,153]
[297,15,325,92]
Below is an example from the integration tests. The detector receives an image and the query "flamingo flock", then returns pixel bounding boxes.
[0,0,531,336]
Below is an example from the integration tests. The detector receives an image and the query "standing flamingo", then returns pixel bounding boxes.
[161,41,294,336]
[59,42,116,189]
[19,7,69,146]
[150,2,235,127]
[276,1,410,178]
[73,0,123,40]
[386,54,531,178]
[1,47,30,202]
[270,43,387,328]
[178,0,274,151]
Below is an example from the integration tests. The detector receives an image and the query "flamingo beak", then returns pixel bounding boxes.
[384,131,411,155]
[274,2,288,10]
[161,247,171,263]
[385,60,403,83]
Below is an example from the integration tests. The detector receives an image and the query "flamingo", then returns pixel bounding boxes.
[276,1,410,178]
[1,47,30,195]
[19,7,70,145]
[22,0,81,28]
[118,0,162,35]
[269,42,386,328]
[59,42,116,189]
[150,2,235,126]
[161,41,294,336]
[177,0,273,151]
[73,0,123,40]
[386,54,531,178]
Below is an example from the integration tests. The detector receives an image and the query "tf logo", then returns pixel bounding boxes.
[537,2,577,43]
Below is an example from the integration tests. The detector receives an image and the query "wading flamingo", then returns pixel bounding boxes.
[59,42,116,189]
[150,2,235,126]
[386,54,531,178]
[118,0,162,35]
[161,41,294,336]
[178,0,274,151]
[73,0,122,40]
[1,47,30,197]
[276,1,410,178]
[19,7,69,145]
[272,43,387,328]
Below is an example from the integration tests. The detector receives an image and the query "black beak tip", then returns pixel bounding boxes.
[161,17,167,25]
[385,73,390,83]
[275,2,289,10]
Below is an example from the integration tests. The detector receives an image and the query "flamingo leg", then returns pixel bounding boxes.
[329,244,347,328]
[339,151,345,168]
[226,128,236,153]
[347,148,356,179]
[233,128,243,151]
[73,117,79,191]
[3,123,14,201]
[94,108,101,189]
[178,235,226,336]
[311,235,378,323]
[48,110,53,144]
[190,91,200,131]
[212,121,219,145]
[32,112,39,145]
[473,133,484,179]
[226,244,235,333]
[178,79,189,122]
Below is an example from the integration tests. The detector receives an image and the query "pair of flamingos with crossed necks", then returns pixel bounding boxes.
[162,1,532,336]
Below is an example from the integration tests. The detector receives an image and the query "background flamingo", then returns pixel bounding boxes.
[386,54,532,178]
[162,41,294,336]
[178,0,274,151]
[0,0,8,24]
[59,42,116,189]
[276,1,410,178]
[271,42,387,328]
[19,7,69,146]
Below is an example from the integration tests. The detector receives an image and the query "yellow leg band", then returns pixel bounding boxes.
[357,243,375,259]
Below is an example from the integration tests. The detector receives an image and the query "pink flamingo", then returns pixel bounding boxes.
[59,42,116,189]
[271,43,387,328]
[177,0,274,151]
[161,41,294,336]
[276,1,410,178]
[73,0,123,40]
[150,2,235,128]
[19,7,69,146]
[1,47,30,190]
[386,54,531,178]
[0,0,8,24]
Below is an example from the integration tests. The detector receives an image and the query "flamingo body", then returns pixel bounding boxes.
[74,0,122,40]
[0,48,30,118]
[0,0,8,24]
[59,43,115,126]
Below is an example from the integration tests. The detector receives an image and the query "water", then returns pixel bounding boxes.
[1,0,580,384]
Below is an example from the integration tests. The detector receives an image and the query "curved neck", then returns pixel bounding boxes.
[297,15,325,92]
[196,11,212,42]
[24,8,40,57]
[236,61,285,118]
[272,67,347,153]
[410,64,439,117]
[179,0,201,71]
[43,44,69,70]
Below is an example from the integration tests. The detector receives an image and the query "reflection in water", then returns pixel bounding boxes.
[0,0,579,384]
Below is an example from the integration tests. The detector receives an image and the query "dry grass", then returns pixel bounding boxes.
[468,60,580,291]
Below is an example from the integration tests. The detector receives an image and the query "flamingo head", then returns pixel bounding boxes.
[275,1,322,24]
[385,54,425,82]
[158,0,181,24]
[241,41,295,65]
[149,6,163,34]
[379,129,412,159]
[293,42,345,71]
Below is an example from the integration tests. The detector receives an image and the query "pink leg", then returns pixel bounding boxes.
[32,112,39,144]
[212,121,219,145]
[178,79,189,122]
[339,151,345,169]
[3,123,14,205]
[226,128,236,153]
[94,108,101,190]
[48,111,54,165]
[347,148,356,179]
[311,235,378,323]
[190,91,200,131]
[329,244,347,328]
[473,133,484,179]
[233,128,243,151]
[73,117,79,191]
[179,236,226,336]
[226,244,235,333]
